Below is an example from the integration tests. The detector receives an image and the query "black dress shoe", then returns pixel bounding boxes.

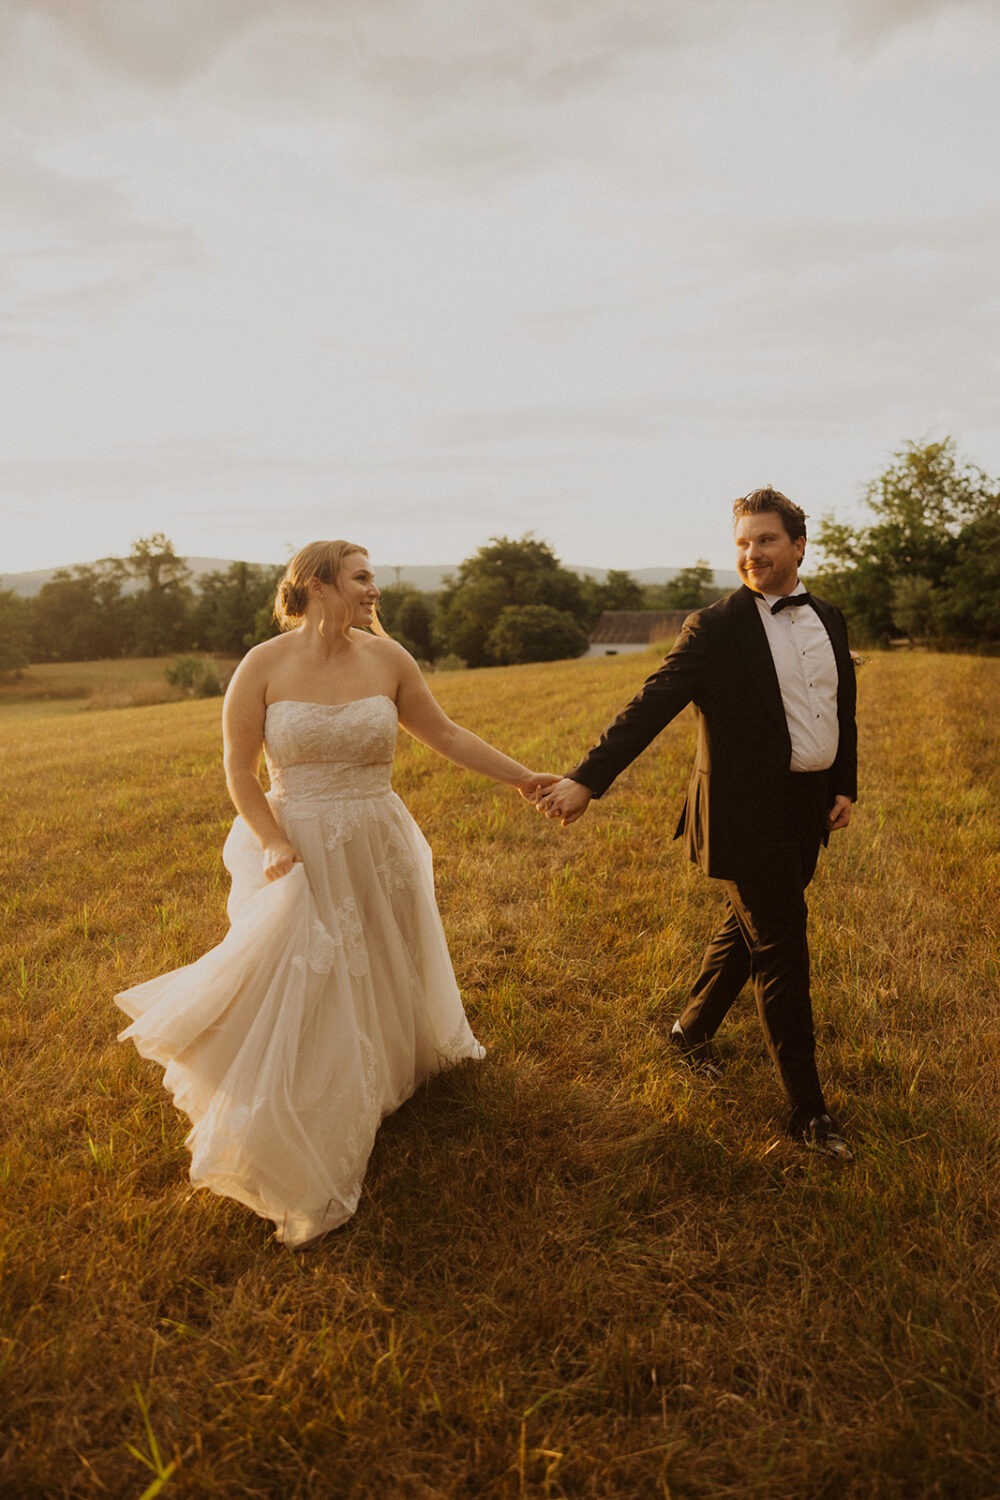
[670,1021,724,1081]
[799,1113,854,1161]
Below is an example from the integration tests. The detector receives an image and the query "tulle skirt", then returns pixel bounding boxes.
[116,790,484,1246]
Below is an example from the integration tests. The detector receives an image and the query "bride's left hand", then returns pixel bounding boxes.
[262,837,302,881]
[516,772,561,803]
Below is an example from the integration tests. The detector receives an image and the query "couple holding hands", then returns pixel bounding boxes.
[117,485,856,1248]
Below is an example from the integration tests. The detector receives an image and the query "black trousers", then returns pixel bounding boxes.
[677,771,832,1125]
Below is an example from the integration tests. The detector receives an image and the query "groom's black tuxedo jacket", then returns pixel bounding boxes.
[569,585,858,880]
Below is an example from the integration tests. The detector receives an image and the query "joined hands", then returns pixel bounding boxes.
[523,775,593,827]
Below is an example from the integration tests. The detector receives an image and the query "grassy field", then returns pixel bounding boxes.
[0,657,240,720]
[1,650,998,1498]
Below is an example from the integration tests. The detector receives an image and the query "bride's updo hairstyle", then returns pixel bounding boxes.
[274,540,383,637]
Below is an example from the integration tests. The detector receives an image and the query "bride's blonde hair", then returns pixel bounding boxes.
[274,540,385,636]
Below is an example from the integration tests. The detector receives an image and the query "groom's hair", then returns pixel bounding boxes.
[732,486,808,544]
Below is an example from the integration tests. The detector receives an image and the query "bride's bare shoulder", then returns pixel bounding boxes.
[245,633,296,664]
[356,630,415,672]
[354,628,406,656]
[227,633,295,692]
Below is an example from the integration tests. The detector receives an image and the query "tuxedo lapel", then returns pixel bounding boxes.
[809,595,851,682]
[731,587,789,750]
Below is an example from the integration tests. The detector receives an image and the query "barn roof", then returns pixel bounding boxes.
[589,610,689,644]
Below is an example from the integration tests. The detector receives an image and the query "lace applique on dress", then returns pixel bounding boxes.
[323,797,419,889]
[330,896,369,979]
[375,810,421,892]
[290,917,340,976]
[265,699,396,806]
[264,696,397,771]
[323,799,367,851]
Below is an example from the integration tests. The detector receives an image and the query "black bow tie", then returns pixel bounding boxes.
[770,593,812,615]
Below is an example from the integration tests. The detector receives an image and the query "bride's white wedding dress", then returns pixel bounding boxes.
[115,695,485,1246]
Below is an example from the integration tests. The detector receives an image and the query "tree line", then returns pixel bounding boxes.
[3,437,996,678]
[0,533,723,675]
[0,536,284,674]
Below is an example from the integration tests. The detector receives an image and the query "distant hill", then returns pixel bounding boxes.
[570,565,741,589]
[0,557,248,599]
[370,563,741,592]
[1,558,740,598]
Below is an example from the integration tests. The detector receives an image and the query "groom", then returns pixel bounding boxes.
[537,488,857,1158]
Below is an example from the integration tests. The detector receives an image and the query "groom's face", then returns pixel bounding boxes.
[735,511,805,597]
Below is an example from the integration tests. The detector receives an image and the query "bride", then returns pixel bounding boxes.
[116,539,556,1247]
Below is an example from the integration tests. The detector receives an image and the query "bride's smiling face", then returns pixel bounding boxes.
[334,551,381,627]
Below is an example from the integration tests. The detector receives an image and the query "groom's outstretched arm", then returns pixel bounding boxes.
[567,610,708,798]
[534,610,711,828]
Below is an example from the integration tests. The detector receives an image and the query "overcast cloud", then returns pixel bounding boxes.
[1,0,997,579]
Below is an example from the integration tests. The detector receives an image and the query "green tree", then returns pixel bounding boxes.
[813,439,998,642]
[932,504,1000,640]
[663,562,717,610]
[643,562,718,611]
[602,569,644,609]
[249,599,283,647]
[377,585,438,661]
[438,535,586,667]
[891,576,936,640]
[192,562,282,654]
[127,535,193,655]
[0,589,31,675]
[29,561,131,662]
[579,568,645,627]
[485,604,589,665]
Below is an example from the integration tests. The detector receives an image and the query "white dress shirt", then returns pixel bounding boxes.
[754,587,840,772]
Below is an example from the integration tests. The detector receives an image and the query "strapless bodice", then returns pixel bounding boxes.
[264,696,397,802]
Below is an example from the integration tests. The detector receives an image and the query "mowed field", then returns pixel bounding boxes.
[1,649,998,1498]
[0,657,241,720]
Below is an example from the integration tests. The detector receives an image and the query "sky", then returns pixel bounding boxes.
[2,0,998,583]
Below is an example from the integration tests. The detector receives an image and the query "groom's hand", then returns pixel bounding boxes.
[827,795,853,832]
[536,777,592,826]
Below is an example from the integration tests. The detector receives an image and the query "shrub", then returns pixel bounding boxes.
[165,657,224,697]
[486,604,589,665]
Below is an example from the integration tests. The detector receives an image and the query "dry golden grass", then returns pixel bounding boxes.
[1,651,998,1497]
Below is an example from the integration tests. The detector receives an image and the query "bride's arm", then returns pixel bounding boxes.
[392,645,557,796]
[222,651,301,882]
